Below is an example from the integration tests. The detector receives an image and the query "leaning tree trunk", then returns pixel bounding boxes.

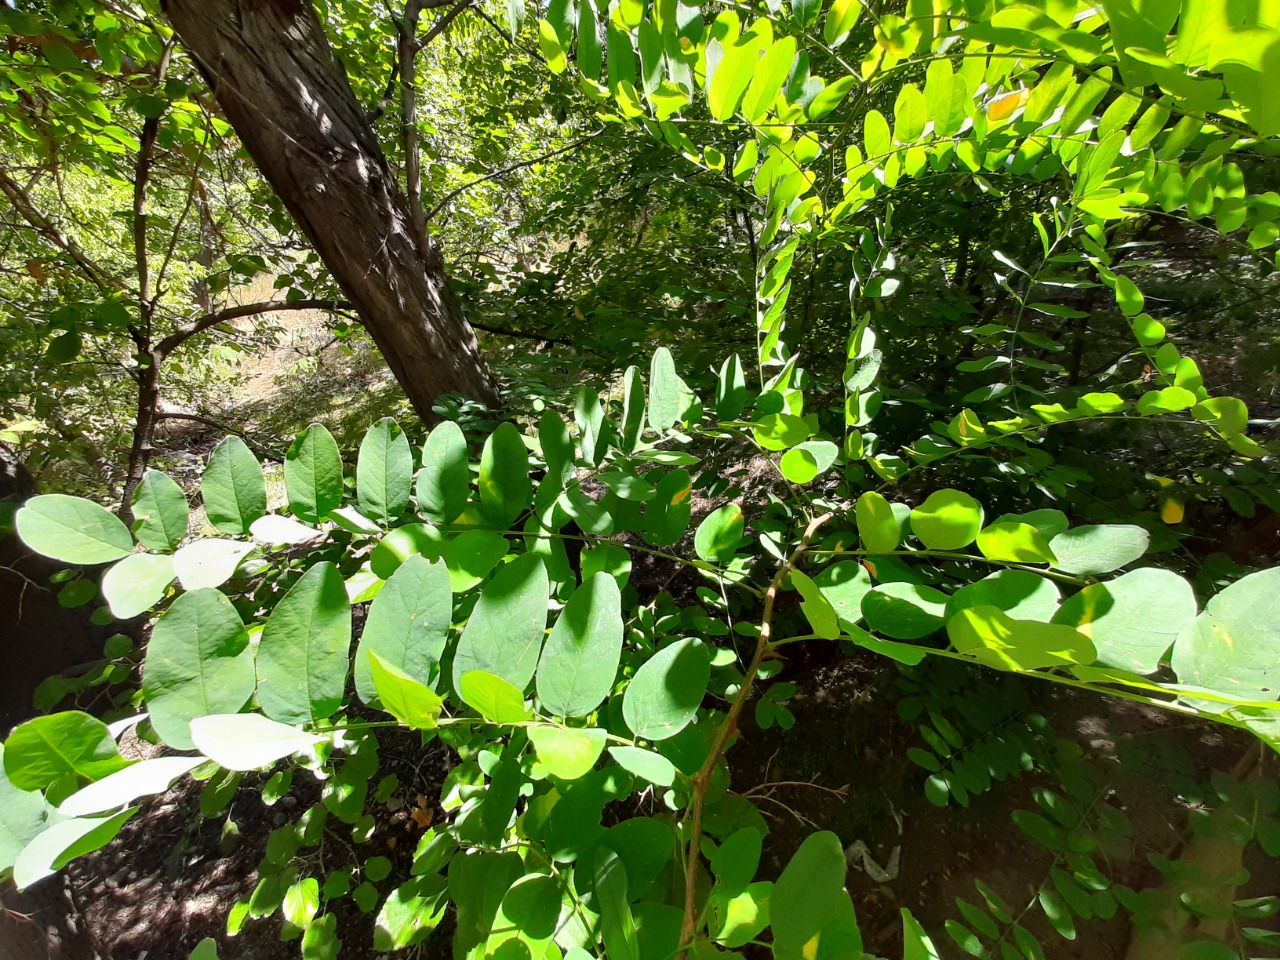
[161,0,498,419]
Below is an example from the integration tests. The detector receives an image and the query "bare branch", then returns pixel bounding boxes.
[0,168,119,292]
[415,0,474,51]
[154,298,353,359]
[425,129,605,222]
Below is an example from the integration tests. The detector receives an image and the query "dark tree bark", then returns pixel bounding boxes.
[161,0,498,419]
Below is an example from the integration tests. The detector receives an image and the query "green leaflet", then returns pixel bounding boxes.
[780,439,838,484]
[131,469,188,552]
[58,755,204,817]
[0,744,48,881]
[1172,568,1280,704]
[1054,568,1196,675]
[822,0,861,47]
[644,469,692,546]
[791,569,840,639]
[715,353,749,420]
[172,538,255,590]
[285,423,343,524]
[143,588,255,750]
[741,37,796,123]
[752,412,809,450]
[538,410,575,487]
[862,583,949,640]
[13,806,136,891]
[283,877,320,930]
[101,552,174,619]
[449,852,523,959]
[536,572,623,718]
[607,746,677,787]
[528,726,606,780]
[355,554,452,704]
[902,908,943,960]
[367,652,443,730]
[911,489,984,551]
[814,560,873,626]
[595,849,640,960]
[712,827,763,894]
[356,416,412,524]
[582,542,632,586]
[1048,524,1149,576]
[771,831,859,957]
[189,713,324,771]
[856,490,902,553]
[369,522,444,579]
[416,421,469,524]
[485,874,561,957]
[577,0,601,80]
[621,364,646,451]
[478,422,532,528]
[374,875,449,951]
[201,436,266,536]
[976,521,1056,564]
[948,605,1096,672]
[622,638,709,741]
[16,494,133,565]
[648,346,682,432]
[694,503,744,563]
[458,671,531,724]
[257,562,352,725]
[948,569,1061,621]
[452,553,549,692]
[2,711,131,804]
[441,529,509,592]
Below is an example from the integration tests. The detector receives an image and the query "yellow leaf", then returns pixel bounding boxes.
[987,89,1029,122]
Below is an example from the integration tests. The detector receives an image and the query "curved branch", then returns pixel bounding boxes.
[154,298,353,359]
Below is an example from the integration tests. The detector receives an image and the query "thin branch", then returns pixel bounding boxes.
[425,129,605,222]
[467,319,574,347]
[154,298,353,359]
[677,513,834,956]
[0,168,118,292]
[415,0,473,50]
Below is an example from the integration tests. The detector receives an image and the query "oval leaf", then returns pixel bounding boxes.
[623,638,709,741]
[285,423,343,524]
[479,422,531,528]
[417,421,469,523]
[537,572,623,717]
[201,436,266,536]
[357,417,412,524]
[695,503,744,563]
[355,554,452,704]
[189,713,324,771]
[143,588,256,750]
[101,552,174,620]
[257,562,352,725]
[452,554,549,692]
[16,494,133,565]
[911,489,984,551]
[131,470,188,552]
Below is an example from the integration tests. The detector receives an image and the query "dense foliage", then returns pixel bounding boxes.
[4,1,1280,959]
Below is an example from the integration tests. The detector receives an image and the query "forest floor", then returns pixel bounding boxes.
[6,326,1280,960]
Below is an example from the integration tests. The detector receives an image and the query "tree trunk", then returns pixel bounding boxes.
[161,0,498,420]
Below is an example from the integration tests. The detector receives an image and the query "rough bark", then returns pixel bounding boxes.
[161,0,498,419]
